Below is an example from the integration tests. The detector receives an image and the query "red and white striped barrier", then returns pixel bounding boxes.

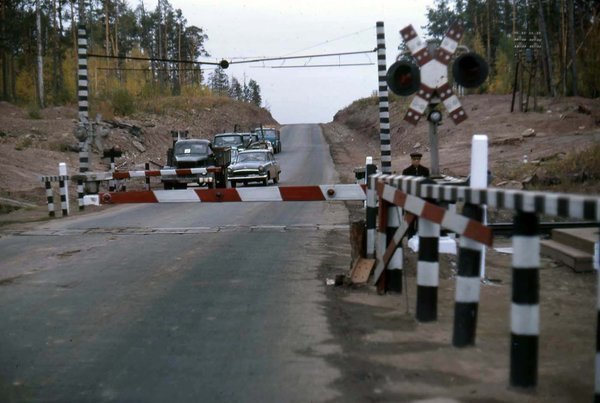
[375,181,493,246]
[99,184,367,204]
[112,167,221,179]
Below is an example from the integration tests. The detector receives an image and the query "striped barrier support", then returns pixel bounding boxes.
[59,177,68,216]
[373,173,600,396]
[77,24,89,173]
[376,21,392,174]
[112,167,221,180]
[386,205,403,293]
[99,184,367,204]
[452,202,484,347]
[77,179,84,211]
[144,163,151,190]
[375,196,388,294]
[45,181,55,217]
[417,213,440,322]
[371,212,415,285]
[41,175,81,217]
[366,173,380,259]
[510,211,540,388]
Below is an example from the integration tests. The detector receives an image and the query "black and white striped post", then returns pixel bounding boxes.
[510,210,540,388]
[366,172,379,259]
[42,175,72,217]
[59,177,68,216]
[77,179,84,211]
[386,205,403,292]
[45,181,55,217]
[376,196,389,293]
[452,203,484,346]
[416,216,440,322]
[376,21,391,175]
[145,162,151,190]
[77,24,89,174]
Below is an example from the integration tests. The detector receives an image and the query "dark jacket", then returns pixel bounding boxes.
[402,164,430,177]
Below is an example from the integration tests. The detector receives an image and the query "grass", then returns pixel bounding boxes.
[26,104,42,119]
[493,144,600,194]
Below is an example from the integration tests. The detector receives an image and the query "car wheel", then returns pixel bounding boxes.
[263,175,269,186]
[231,181,237,188]
[273,174,279,184]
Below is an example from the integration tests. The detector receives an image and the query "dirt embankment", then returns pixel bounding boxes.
[322,93,600,187]
[0,97,278,206]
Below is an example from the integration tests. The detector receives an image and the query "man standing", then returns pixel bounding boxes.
[402,152,430,177]
[401,152,430,238]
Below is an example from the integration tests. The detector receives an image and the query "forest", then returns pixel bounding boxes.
[0,0,262,113]
[425,0,599,98]
[0,0,598,115]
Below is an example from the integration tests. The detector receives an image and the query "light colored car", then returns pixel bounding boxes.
[227,149,281,187]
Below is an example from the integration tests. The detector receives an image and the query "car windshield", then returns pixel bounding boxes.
[174,142,208,155]
[255,129,277,141]
[213,135,244,147]
[237,152,267,163]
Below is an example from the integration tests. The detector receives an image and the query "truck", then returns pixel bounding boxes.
[253,126,281,154]
[162,130,231,189]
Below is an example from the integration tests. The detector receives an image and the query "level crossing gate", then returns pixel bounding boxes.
[40,161,600,399]
[367,173,600,397]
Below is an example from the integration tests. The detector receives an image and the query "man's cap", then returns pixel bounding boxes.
[410,152,423,158]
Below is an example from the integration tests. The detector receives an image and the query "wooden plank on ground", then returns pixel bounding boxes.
[350,258,375,284]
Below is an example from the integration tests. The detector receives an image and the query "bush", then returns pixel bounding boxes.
[15,136,33,151]
[27,104,42,119]
[110,89,135,116]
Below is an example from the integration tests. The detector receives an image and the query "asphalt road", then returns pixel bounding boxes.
[0,124,356,402]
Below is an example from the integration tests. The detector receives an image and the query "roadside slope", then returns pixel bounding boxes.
[0,97,278,205]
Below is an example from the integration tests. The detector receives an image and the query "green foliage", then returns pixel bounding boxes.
[208,67,229,96]
[494,144,600,193]
[247,79,261,107]
[424,0,458,40]
[110,89,135,116]
[488,37,514,94]
[353,95,378,108]
[15,136,33,151]
[26,104,42,120]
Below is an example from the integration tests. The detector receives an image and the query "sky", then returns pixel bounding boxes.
[149,0,436,124]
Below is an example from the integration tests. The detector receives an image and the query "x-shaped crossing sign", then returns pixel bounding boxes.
[401,21,467,125]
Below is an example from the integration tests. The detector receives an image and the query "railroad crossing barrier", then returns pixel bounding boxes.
[98,184,367,204]
[40,167,225,217]
[111,167,221,180]
[40,175,85,217]
[39,158,600,398]
[370,173,600,393]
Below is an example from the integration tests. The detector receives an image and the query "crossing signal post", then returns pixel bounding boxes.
[386,21,488,176]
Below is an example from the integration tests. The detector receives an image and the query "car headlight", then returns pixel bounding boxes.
[258,165,265,173]
[227,167,233,174]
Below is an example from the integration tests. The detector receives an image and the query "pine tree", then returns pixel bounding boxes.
[208,67,229,95]
[247,79,261,106]
[229,76,243,100]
